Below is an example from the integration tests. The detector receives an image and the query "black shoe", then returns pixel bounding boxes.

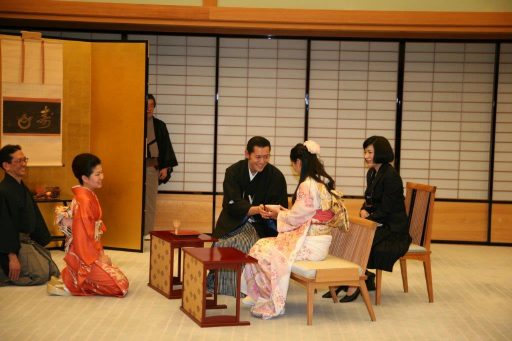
[339,288,360,303]
[365,270,375,278]
[365,271,376,291]
[366,277,376,291]
[322,286,347,298]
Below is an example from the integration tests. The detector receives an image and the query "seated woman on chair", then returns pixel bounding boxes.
[335,135,411,303]
[243,141,346,319]
[47,153,129,297]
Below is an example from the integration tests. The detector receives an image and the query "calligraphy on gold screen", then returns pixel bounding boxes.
[2,98,61,135]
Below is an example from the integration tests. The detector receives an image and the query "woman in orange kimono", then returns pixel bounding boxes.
[49,153,129,297]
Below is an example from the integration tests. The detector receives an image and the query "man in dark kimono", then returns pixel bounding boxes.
[0,144,60,286]
[208,136,288,296]
[144,94,178,240]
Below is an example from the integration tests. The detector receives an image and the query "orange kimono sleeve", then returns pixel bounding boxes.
[72,196,103,266]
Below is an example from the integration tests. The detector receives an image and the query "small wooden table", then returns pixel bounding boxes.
[148,230,216,299]
[181,247,257,327]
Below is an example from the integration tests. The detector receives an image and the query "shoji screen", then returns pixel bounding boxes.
[217,38,307,194]
[402,43,495,199]
[309,41,399,196]
[495,43,512,201]
[129,35,216,192]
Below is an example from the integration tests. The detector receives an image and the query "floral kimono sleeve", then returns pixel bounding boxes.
[277,179,317,233]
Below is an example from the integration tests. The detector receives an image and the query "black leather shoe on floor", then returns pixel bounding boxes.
[322,286,347,298]
[339,288,360,303]
[365,271,376,291]
[366,278,376,291]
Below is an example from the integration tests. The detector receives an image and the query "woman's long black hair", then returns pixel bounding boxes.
[290,143,335,203]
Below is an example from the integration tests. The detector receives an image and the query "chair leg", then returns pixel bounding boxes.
[329,286,338,303]
[359,280,376,321]
[400,258,408,293]
[423,255,434,303]
[375,269,382,305]
[307,284,315,325]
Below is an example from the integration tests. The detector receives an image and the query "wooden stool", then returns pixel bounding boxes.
[148,231,216,299]
[181,247,257,327]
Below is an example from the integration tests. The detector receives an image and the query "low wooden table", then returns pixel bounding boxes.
[181,247,257,327]
[148,230,216,299]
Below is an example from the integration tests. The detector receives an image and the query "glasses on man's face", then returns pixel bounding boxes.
[11,157,29,164]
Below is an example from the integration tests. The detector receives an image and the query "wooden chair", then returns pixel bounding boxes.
[290,216,377,325]
[375,182,437,305]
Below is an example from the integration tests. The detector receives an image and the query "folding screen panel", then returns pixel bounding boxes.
[90,42,146,250]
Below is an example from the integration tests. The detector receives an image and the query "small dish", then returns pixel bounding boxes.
[170,229,200,236]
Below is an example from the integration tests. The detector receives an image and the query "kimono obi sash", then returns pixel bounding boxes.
[312,209,334,223]
[309,209,334,237]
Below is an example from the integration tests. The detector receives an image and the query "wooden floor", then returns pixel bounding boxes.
[1,243,511,340]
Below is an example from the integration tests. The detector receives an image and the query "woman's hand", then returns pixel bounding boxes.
[254,204,286,219]
[62,217,73,228]
[360,209,370,219]
[258,204,272,219]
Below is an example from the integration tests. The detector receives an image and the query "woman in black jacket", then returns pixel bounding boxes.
[360,136,411,269]
[332,136,411,302]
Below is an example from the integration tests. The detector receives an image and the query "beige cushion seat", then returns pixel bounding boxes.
[407,243,426,253]
[292,255,362,280]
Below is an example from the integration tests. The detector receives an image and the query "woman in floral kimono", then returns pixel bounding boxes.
[47,153,129,297]
[243,141,341,319]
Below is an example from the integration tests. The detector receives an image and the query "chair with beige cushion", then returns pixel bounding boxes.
[375,182,437,305]
[290,216,377,325]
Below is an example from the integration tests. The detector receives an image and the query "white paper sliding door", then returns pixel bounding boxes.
[402,42,495,199]
[217,38,307,193]
[309,41,399,196]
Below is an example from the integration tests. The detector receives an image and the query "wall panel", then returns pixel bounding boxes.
[402,42,495,200]
[129,34,216,192]
[309,40,398,197]
[217,37,307,193]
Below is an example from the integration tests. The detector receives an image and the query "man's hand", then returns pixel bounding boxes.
[158,168,168,180]
[360,209,370,218]
[258,204,272,219]
[8,253,21,281]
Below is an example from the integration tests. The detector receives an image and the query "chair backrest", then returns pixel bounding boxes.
[329,216,377,273]
[405,182,437,250]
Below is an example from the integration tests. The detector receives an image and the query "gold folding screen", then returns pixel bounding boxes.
[0,34,146,251]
